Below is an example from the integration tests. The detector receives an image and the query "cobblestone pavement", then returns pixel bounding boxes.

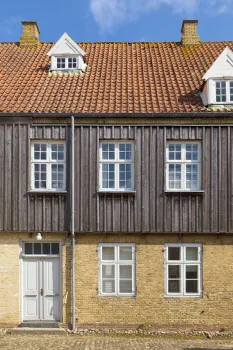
[1,335,233,350]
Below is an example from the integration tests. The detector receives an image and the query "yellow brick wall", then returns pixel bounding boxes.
[0,233,71,327]
[1,232,233,328]
[76,234,233,328]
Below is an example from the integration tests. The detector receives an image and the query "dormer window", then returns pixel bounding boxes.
[215,80,233,103]
[56,57,78,70]
[68,57,77,69]
[57,58,65,69]
[201,47,233,107]
[48,32,86,73]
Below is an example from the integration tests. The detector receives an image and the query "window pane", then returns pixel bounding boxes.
[168,247,180,260]
[34,243,41,254]
[168,265,180,279]
[51,243,60,255]
[52,144,64,160]
[102,265,115,278]
[34,143,47,160]
[34,163,47,189]
[119,265,132,279]
[186,265,198,279]
[120,280,132,293]
[102,247,115,260]
[102,164,115,189]
[119,247,132,260]
[186,280,198,293]
[119,164,132,189]
[102,280,115,293]
[25,243,33,254]
[169,144,181,160]
[119,144,132,160]
[52,164,64,189]
[102,144,115,160]
[186,164,198,190]
[43,243,50,254]
[168,164,181,189]
[186,247,198,261]
[168,280,180,293]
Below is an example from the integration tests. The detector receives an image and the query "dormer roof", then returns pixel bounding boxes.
[203,46,233,80]
[47,32,86,57]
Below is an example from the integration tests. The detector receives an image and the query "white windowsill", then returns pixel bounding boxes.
[97,190,136,194]
[165,190,204,193]
[28,190,67,194]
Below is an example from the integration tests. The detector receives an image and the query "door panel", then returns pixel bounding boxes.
[43,259,60,321]
[23,260,40,321]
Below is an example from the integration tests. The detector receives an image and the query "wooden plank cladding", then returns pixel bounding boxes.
[74,125,232,233]
[0,123,232,233]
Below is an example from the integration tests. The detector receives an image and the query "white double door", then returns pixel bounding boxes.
[23,258,61,321]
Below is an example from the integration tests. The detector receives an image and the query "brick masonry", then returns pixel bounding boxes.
[1,232,233,328]
[76,234,233,327]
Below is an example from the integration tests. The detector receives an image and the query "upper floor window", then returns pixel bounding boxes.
[166,142,201,191]
[164,244,202,297]
[31,142,66,191]
[99,142,134,192]
[215,80,233,103]
[56,57,78,70]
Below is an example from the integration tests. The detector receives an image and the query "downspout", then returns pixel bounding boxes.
[71,115,75,330]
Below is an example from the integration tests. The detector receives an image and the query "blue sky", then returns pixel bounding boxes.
[0,0,233,43]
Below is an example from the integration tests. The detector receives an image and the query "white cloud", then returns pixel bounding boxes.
[0,16,21,35]
[90,0,233,30]
[90,0,198,30]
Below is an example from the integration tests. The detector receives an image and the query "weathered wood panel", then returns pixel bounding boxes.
[74,125,233,233]
[0,124,67,232]
[0,123,233,233]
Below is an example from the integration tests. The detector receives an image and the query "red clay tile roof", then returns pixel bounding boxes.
[0,41,233,113]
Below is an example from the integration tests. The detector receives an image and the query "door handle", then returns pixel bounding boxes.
[40,288,44,296]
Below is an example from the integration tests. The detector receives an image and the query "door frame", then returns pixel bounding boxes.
[20,239,63,322]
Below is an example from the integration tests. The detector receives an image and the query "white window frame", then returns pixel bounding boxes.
[164,243,202,298]
[56,56,79,70]
[214,79,233,104]
[98,243,136,297]
[99,141,134,192]
[31,141,66,192]
[166,141,201,192]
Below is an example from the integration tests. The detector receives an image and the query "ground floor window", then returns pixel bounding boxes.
[164,244,202,297]
[98,244,136,296]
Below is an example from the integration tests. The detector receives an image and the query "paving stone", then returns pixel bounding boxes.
[1,335,233,350]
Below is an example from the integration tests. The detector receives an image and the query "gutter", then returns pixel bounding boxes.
[71,115,75,330]
[1,111,233,118]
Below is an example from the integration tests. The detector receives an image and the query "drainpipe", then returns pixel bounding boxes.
[71,115,75,330]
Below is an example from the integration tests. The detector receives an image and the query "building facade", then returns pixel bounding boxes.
[1,20,233,329]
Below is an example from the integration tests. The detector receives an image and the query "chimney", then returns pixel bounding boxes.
[181,20,200,46]
[20,21,40,47]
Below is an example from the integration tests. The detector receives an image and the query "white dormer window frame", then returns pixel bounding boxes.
[214,79,233,103]
[56,56,78,70]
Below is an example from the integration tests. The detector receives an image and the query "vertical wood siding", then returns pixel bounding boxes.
[0,124,232,233]
[0,125,67,232]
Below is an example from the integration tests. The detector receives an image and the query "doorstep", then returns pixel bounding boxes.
[8,327,66,335]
